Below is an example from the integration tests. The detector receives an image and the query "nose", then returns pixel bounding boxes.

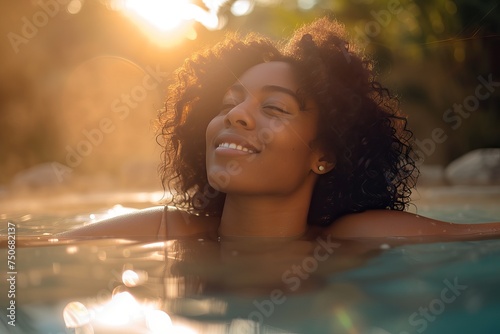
[223,102,255,130]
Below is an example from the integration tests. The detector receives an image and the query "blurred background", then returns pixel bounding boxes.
[1,0,499,197]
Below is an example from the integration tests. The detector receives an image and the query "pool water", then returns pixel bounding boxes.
[1,188,500,334]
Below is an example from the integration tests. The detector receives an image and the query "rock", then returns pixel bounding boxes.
[445,148,500,185]
[418,164,446,186]
[119,160,159,189]
[11,162,73,190]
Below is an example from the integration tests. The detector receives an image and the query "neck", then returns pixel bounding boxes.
[218,193,311,238]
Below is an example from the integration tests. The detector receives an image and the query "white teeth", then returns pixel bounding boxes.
[218,142,255,153]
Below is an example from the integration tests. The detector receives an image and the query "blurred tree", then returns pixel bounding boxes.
[0,0,499,189]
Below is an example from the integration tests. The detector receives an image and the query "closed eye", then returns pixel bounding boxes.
[220,103,237,114]
[263,105,291,115]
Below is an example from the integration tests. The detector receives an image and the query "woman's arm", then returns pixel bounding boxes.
[56,205,219,240]
[327,210,500,240]
[57,206,165,240]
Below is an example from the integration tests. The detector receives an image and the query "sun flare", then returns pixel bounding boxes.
[114,0,224,47]
[123,0,195,32]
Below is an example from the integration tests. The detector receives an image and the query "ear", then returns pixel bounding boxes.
[310,143,335,174]
[309,140,335,174]
[313,155,335,174]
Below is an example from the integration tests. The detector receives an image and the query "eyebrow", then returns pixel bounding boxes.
[228,84,304,109]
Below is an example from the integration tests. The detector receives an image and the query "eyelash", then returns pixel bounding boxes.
[221,103,235,111]
[220,102,290,115]
[263,105,290,114]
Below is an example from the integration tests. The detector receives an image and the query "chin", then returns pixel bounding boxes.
[207,172,231,192]
[207,175,250,195]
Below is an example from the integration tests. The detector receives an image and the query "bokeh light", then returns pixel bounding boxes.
[105,0,255,46]
[63,301,91,328]
[1,0,499,196]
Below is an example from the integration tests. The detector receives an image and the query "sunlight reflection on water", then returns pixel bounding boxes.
[2,188,500,333]
[63,301,90,328]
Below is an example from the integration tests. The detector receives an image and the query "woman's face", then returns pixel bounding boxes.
[205,61,321,195]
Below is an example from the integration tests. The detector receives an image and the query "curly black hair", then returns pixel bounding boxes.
[158,18,418,226]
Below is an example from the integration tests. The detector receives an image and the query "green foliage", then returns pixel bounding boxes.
[1,0,499,186]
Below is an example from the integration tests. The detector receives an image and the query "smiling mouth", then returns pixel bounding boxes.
[217,142,257,154]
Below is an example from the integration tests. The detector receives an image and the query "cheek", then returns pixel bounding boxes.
[275,122,317,155]
[265,134,315,176]
[206,117,221,144]
[282,142,314,166]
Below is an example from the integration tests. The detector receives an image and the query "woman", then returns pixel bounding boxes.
[60,18,500,241]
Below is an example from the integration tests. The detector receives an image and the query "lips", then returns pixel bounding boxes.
[218,142,256,153]
[214,134,261,154]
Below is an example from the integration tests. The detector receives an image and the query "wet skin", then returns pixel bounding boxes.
[31,61,500,242]
[205,61,332,239]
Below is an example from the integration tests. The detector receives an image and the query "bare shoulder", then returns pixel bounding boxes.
[58,205,220,240]
[161,206,220,238]
[58,206,165,240]
[325,210,500,239]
